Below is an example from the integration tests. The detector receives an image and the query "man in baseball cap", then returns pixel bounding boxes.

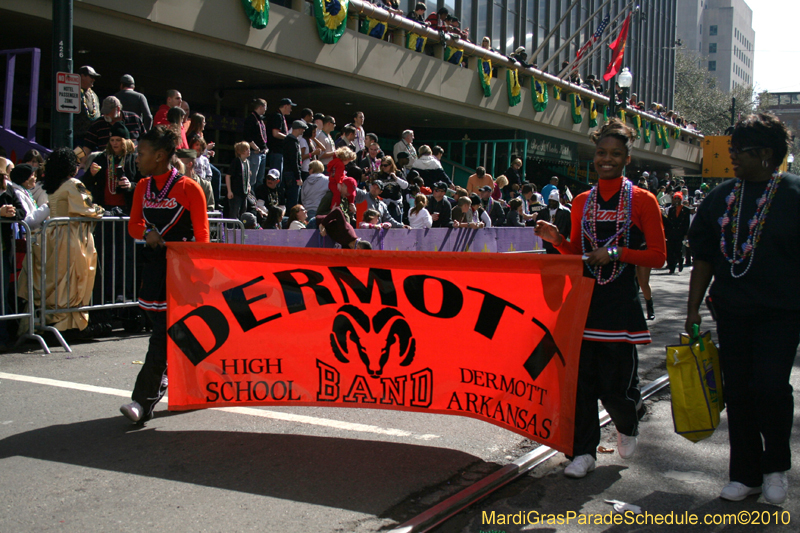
[75,66,101,146]
[115,74,153,130]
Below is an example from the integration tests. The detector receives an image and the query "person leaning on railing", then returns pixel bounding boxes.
[18,148,105,335]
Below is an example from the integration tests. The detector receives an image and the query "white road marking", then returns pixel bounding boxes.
[0,372,440,440]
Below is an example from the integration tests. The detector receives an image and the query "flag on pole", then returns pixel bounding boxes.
[576,14,611,60]
[603,13,632,81]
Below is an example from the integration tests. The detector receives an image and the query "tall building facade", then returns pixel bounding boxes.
[411,0,678,109]
[676,0,754,92]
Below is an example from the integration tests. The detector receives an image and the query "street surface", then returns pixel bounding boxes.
[1,266,798,532]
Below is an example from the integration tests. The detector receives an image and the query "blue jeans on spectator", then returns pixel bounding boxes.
[283,171,300,211]
[209,164,222,205]
[269,152,284,178]
[248,152,267,189]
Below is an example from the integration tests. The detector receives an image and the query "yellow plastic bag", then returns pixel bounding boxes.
[665,325,724,442]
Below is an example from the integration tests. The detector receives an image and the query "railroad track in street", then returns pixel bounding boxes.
[390,374,671,533]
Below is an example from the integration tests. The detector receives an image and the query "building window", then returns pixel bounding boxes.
[708,61,716,71]
[709,25,717,36]
[709,43,716,53]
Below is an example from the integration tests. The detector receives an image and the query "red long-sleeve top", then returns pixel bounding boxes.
[128,170,210,243]
[556,177,666,268]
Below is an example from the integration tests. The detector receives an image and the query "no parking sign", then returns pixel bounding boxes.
[55,72,80,114]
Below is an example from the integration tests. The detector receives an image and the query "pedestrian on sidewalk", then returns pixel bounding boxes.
[535,119,666,479]
[686,113,800,505]
[663,192,693,274]
[120,126,210,424]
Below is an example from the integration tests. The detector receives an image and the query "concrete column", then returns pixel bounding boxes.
[394,28,406,47]
[466,55,478,70]
[432,42,444,60]
[347,14,360,32]
[291,0,304,13]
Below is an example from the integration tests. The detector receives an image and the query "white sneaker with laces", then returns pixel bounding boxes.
[564,454,596,478]
[120,401,143,422]
[763,472,789,504]
[719,482,761,501]
[617,431,638,459]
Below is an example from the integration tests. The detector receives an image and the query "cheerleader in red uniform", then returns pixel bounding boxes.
[120,126,209,424]
[536,119,666,478]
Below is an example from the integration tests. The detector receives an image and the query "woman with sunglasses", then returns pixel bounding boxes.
[686,114,800,505]
[374,156,409,222]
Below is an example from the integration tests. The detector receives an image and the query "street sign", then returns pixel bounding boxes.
[56,71,81,114]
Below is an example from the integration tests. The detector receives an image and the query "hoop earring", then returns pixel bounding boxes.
[762,160,769,169]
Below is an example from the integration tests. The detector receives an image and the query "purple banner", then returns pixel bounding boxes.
[243,227,544,252]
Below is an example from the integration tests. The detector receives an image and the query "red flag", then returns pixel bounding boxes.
[603,13,632,81]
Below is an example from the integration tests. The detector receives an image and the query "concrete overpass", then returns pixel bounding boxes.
[0,0,701,178]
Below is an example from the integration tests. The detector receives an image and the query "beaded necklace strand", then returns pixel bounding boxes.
[719,171,782,279]
[145,167,180,202]
[581,178,634,285]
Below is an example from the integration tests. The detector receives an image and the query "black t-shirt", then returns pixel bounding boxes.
[688,173,800,315]
[266,112,288,152]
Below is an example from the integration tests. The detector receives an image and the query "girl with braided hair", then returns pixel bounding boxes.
[536,119,666,478]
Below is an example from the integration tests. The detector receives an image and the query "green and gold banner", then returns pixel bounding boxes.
[360,17,388,40]
[444,45,464,65]
[478,58,492,97]
[589,100,598,128]
[569,93,583,124]
[642,119,651,143]
[507,69,521,107]
[406,31,427,53]
[532,78,548,112]
[314,0,348,44]
[662,125,670,149]
[242,0,269,30]
[553,85,561,100]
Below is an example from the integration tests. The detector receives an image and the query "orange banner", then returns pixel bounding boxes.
[165,244,594,455]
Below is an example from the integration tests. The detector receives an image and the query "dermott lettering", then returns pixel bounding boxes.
[274,269,337,314]
[459,367,548,404]
[466,287,524,340]
[167,306,230,366]
[403,275,463,318]
[329,267,397,307]
[222,276,282,332]
[205,379,301,402]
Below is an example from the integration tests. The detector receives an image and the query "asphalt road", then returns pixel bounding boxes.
[1,267,798,532]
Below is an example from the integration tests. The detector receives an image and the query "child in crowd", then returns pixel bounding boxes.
[408,193,432,229]
[359,209,390,229]
[327,146,357,209]
[224,141,250,220]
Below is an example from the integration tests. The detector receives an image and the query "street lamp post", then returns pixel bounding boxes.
[618,67,633,111]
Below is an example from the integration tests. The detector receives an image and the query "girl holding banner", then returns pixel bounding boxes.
[120,126,210,424]
[535,119,666,478]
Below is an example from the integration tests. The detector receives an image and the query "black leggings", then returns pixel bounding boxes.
[571,340,641,459]
[131,311,168,418]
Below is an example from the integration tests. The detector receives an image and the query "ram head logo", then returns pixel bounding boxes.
[330,305,416,378]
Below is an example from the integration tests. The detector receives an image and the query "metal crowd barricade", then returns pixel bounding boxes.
[34,216,244,353]
[209,218,246,244]
[0,219,49,352]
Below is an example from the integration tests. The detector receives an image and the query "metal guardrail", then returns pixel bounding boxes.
[29,216,245,353]
[0,219,49,353]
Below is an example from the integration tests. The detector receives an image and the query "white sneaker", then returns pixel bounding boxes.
[763,472,789,504]
[564,454,596,478]
[617,431,638,459]
[720,482,762,501]
[120,401,143,422]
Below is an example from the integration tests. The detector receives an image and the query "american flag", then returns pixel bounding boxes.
[576,14,611,60]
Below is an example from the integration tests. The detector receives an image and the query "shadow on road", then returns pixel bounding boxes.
[0,415,489,516]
